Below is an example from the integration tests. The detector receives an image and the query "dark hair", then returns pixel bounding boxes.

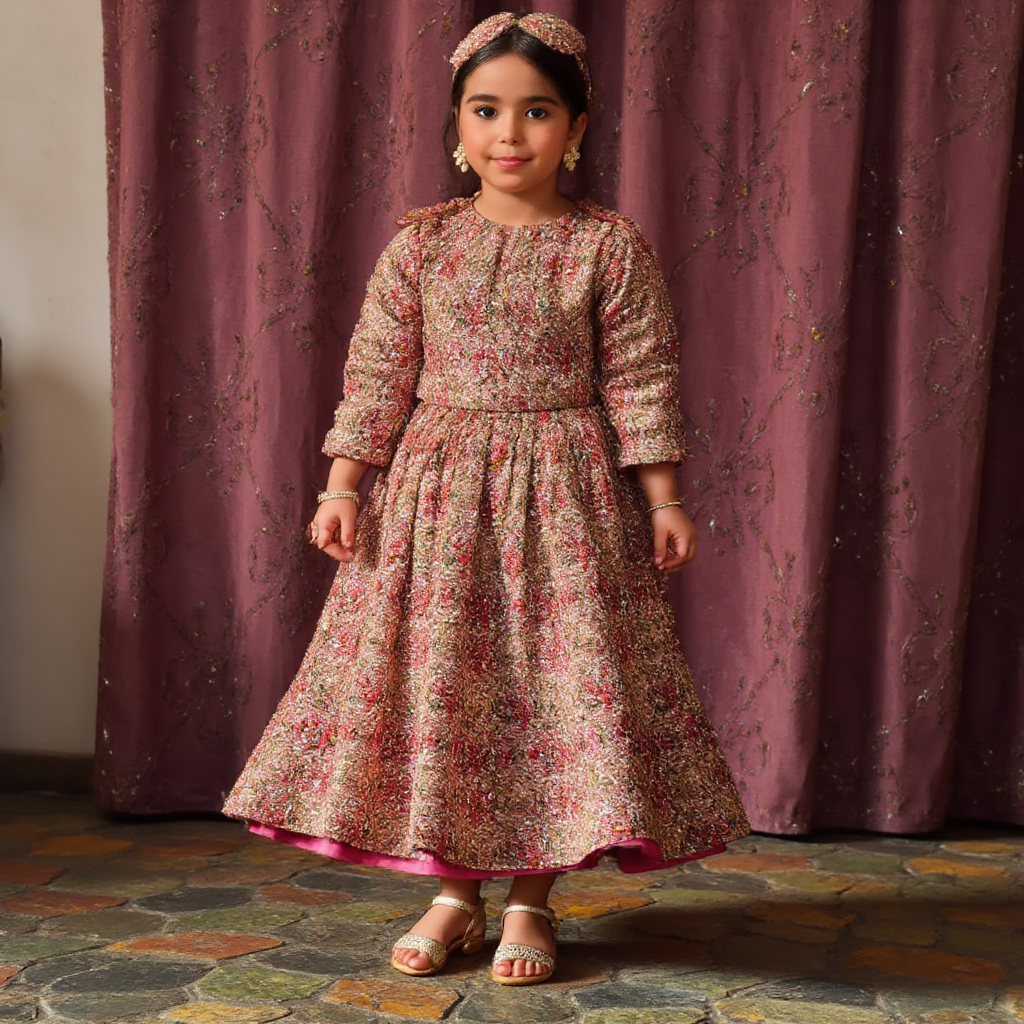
[443,23,590,191]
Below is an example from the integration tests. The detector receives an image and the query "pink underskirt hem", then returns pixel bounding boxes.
[246,822,727,878]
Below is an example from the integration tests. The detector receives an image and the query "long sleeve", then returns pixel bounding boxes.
[593,218,688,469]
[322,224,424,466]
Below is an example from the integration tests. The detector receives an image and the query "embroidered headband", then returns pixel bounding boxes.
[449,12,593,104]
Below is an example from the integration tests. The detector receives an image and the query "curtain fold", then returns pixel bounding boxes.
[97,0,1024,831]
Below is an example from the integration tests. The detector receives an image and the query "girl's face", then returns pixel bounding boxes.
[456,54,587,199]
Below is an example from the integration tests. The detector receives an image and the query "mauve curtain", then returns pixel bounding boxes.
[96,0,1024,833]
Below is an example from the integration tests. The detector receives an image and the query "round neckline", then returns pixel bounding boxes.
[468,195,580,231]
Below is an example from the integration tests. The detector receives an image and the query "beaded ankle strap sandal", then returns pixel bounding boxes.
[390,895,486,976]
[491,903,560,986]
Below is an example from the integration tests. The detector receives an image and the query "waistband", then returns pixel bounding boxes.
[418,400,599,414]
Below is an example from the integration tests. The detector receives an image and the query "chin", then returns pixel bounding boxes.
[480,176,533,193]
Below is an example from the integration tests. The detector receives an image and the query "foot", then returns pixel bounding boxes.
[391,901,481,972]
[492,905,557,980]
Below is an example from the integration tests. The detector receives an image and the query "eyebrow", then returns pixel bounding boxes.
[464,93,561,104]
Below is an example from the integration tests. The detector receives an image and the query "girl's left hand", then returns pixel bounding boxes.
[652,506,698,572]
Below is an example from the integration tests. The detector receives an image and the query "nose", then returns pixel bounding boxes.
[496,113,521,144]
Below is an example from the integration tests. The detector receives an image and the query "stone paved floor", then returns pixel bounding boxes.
[1,795,1023,1023]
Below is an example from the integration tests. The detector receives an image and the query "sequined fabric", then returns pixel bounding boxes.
[223,196,750,873]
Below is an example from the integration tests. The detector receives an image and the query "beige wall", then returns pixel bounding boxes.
[0,2,110,755]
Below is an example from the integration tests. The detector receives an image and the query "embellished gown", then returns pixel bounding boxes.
[223,195,750,877]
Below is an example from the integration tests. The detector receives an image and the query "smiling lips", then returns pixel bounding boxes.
[492,156,528,168]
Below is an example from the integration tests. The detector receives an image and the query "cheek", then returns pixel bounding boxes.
[460,117,490,147]
[530,121,569,153]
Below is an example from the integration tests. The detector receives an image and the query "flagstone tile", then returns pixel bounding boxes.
[51,864,187,897]
[846,945,1006,986]
[47,990,187,1021]
[613,966,766,1000]
[111,931,282,960]
[456,986,576,1023]
[1,890,125,919]
[743,902,856,931]
[17,950,118,987]
[159,1003,291,1023]
[190,864,300,887]
[942,903,1024,928]
[713,933,830,974]
[0,861,65,886]
[652,888,756,910]
[613,909,735,943]
[258,883,348,906]
[897,878,974,903]
[136,888,252,914]
[308,901,423,925]
[714,997,891,1023]
[291,868,426,897]
[48,958,210,993]
[550,891,652,919]
[558,872,650,894]
[838,881,903,902]
[701,852,814,874]
[197,963,332,1002]
[43,907,166,940]
[943,923,1024,959]
[940,840,1022,857]
[0,933,100,963]
[581,1011,705,1024]
[285,1004,411,1024]
[0,990,45,1018]
[655,864,771,895]
[903,1013,1008,1024]
[274,913,379,952]
[881,988,996,1014]
[542,954,613,989]
[323,978,461,1020]
[749,837,829,855]
[766,871,870,895]
[849,917,939,947]
[0,823,48,840]
[573,983,706,1012]
[238,845,330,869]
[813,851,904,876]
[1001,987,1024,1018]
[0,911,38,936]
[905,857,1010,881]
[0,966,19,988]
[169,904,304,934]
[31,834,133,857]
[741,918,842,945]
[139,841,240,860]
[744,978,877,1005]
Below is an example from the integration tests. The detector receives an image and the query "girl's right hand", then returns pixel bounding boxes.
[310,497,358,562]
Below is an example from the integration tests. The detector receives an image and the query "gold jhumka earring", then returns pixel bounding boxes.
[453,142,470,173]
[562,145,580,171]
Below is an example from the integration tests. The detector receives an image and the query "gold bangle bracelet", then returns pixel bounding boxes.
[647,500,683,513]
[317,489,360,507]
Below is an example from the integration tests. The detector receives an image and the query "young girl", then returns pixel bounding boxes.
[223,11,749,987]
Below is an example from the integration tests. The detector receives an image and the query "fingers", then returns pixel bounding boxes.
[308,501,358,562]
[652,520,698,572]
[653,530,668,568]
[661,532,697,572]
